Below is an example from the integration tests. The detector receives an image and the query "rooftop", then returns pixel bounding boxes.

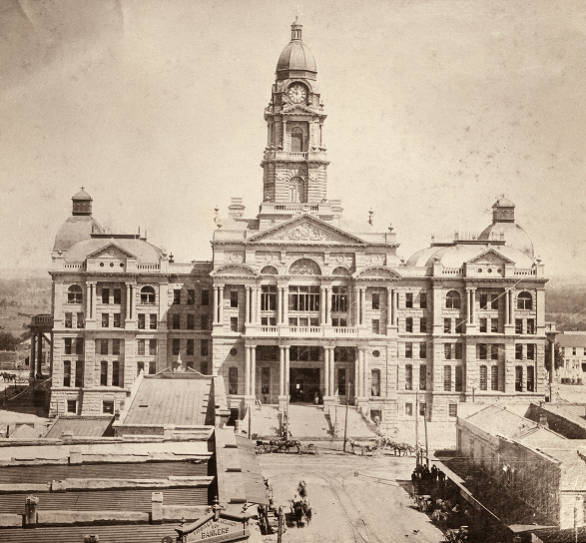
[45,415,114,439]
[558,332,586,349]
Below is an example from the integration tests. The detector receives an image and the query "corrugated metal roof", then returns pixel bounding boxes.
[0,460,207,484]
[45,417,113,438]
[0,523,180,543]
[123,375,212,426]
[0,487,208,513]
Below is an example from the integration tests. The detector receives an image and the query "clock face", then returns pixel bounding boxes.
[287,83,307,104]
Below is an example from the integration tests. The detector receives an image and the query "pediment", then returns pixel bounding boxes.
[355,266,401,280]
[87,243,135,260]
[249,215,365,246]
[467,248,514,266]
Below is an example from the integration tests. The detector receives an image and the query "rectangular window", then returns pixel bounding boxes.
[405,342,413,359]
[332,286,348,313]
[371,292,380,310]
[479,365,487,390]
[172,313,181,329]
[515,366,523,391]
[102,401,114,414]
[138,314,146,329]
[455,366,463,391]
[173,289,181,304]
[444,365,452,391]
[444,343,452,360]
[405,293,413,308]
[201,289,209,306]
[527,366,535,392]
[137,361,145,375]
[515,319,523,334]
[172,338,180,356]
[405,364,413,390]
[200,315,208,330]
[149,339,157,355]
[63,360,71,387]
[186,339,194,355]
[76,312,85,328]
[491,365,499,390]
[113,288,121,304]
[137,339,145,356]
[261,316,277,326]
[419,292,427,309]
[490,293,499,310]
[187,313,195,330]
[288,286,320,312]
[112,361,120,387]
[405,402,413,416]
[515,344,523,360]
[65,312,73,328]
[479,293,488,310]
[478,344,487,360]
[112,339,120,355]
[337,367,346,396]
[419,342,427,359]
[228,367,238,395]
[75,360,83,387]
[201,339,209,357]
[100,361,108,386]
[419,365,426,390]
[261,285,277,311]
[187,289,195,305]
[113,313,121,328]
[101,288,110,304]
[372,319,380,334]
[406,317,413,333]
[444,318,452,333]
[479,318,487,333]
[527,344,535,360]
[75,338,84,355]
[149,314,157,330]
[67,400,77,414]
[449,403,457,417]
[371,369,381,397]
[200,361,208,374]
[148,362,156,375]
[99,339,108,355]
[230,290,238,307]
[64,338,72,355]
[526,319,535,334]
[420,317,427,333]
[230,317,238,332]
[419,402,426,416]
[491,318,499,333]
[455,319,465,334]
[332,317,348,327]
[102,313,109,328]
[455,343,462,359]
[491,344,499,360]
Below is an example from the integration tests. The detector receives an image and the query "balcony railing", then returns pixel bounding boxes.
[249,325,361,337]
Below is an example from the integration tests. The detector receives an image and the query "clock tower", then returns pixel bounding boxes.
[258,19,341,228]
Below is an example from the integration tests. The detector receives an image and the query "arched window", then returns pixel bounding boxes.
[517,291,533,310]
[260,265,278,275]
[289,176,306,203]
[67,285,83,304]
[289,258,321,275]
[445,290,461,309]
[290,128,304,153]
[140,286,156,304]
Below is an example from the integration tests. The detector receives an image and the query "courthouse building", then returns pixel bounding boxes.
[48,21,548,431]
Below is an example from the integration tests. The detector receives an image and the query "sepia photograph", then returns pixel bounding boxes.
[0,1,585,542]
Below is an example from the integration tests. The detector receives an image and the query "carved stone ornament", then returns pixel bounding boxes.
[364,253,386,265]
[256,251,280,264]
[273,223,339,242]
[289,258,321,275]
[330,253,354,266]
[225,251,244,263]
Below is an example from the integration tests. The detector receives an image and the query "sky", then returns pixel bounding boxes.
[0,0,585,277]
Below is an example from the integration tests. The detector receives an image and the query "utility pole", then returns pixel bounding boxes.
[423,407,429,468]
[415,389,420,466]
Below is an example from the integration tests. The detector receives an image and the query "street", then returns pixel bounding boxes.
[259,450,444,543]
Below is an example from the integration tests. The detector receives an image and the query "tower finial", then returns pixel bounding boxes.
[291,16,302,41]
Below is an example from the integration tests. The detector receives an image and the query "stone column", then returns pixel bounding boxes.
[279,347,285,396]
[278,346,289,412]
[285,346,290,397]
[282,286,289,324]
[86,283,92,321]
[218,286,224,325]
[253,286,260,324]
[37,333,43,377]
[30,333,36,381]
[505,290,510,325]
[324,347,330,396]
[213,286,219,325]
[354,349,360,401]
[362,349,368,398]
[510,290,515,325]
[330,348,336,396]
[356,349,364,398]
[326,287,332,326]
[359,287,365,326]
[245,346,251,397]
[320,286,327,325]
[125,284,131,320]
[250,346,257,399]
[387,287,393,328]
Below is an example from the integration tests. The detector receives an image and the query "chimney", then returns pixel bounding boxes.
[151,491,164,523]
[24,495,39,526]
[228,197,245,219]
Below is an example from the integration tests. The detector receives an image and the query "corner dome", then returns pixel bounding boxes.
[276,19,317,80]
[478,222,534,258]
[72,188,92,201]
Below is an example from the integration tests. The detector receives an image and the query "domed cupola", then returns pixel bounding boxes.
[276,18,317,81]
[53,188,104,254]
[478,196,535,258]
